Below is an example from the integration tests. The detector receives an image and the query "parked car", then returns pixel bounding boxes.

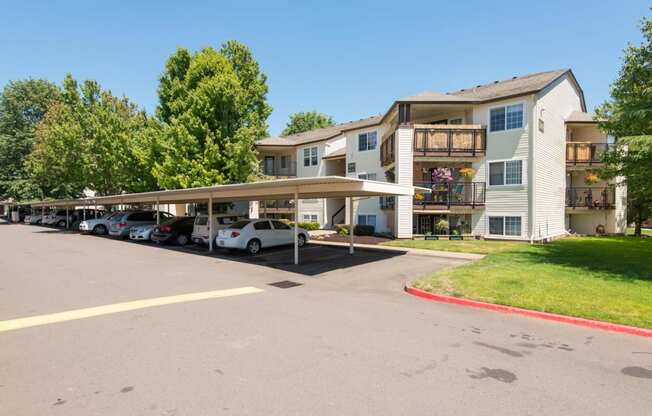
[26,212,47,225]
[191,214,243,245]
[151,216,196,245]
[80,211,122,235]
[42,210,64,226]
[129,223,157,241]
[216,219,309,255]
[108,210,173,238]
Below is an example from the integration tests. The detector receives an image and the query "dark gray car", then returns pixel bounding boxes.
[108,210,172,238]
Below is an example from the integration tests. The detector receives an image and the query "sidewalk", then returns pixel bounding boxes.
[309,239,485,261]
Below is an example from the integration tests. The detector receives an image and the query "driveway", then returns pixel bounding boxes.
[1,223,651,415]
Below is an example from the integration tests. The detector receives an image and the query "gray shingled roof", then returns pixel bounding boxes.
[565,111,599,123]
[450,69,568,101]
[257,115,382,147]
[396,90,477,103]
[322,147,346,159]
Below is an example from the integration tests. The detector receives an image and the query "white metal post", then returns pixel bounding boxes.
[94,201,98,219]
[83,203,86,221]
[208,196,213,252]
[294,190,299,265]
[66,206,69,229]
[349,197,354,254]
[41,205,44,225]
[156,197,160,225]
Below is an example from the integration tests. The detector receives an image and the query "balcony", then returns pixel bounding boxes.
[413,181,486,209]
[413,124,486,157]
[380,132,395,167]
[566,142,610,166]
[261,199,295,213]
[261,160,297,177]
[379,196,395,210]
[566,187,615,209]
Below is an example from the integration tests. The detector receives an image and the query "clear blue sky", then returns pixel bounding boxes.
[0,1,649,135]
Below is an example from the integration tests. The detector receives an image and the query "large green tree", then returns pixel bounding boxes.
[597,13,652,236]
[281,111,335,136]
[154,42,271,189]
[0,79,61,200]
[27,74,157,198]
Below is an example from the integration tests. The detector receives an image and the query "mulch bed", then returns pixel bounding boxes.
[311,233,392,245]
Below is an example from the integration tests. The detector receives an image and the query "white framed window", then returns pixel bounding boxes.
[358,173,377,181]
[489,216,521,236]
[489,160,523,186]
[302,214,318,222]
[358,131,377,151]
[303,146,318,167]
[489,103,524,132]
[357,214,377,228]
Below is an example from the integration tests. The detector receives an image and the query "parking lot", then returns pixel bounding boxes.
[1,222,651,415]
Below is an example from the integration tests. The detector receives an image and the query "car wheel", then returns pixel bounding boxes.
[297,234,306,247]
[176,234,188,246]
[36,220,41,225]
[93,225,107,235]
[57,220,67,228]
[246,239,261,255]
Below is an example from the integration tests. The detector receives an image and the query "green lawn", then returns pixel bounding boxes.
[627,227,652,236]
[389,236,652,329]
[381,238,525,255]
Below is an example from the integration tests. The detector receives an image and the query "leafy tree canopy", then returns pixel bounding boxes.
[154,41,271,188]
[0,79,61,200]
[281,111,335,136]
[597,12,652,236]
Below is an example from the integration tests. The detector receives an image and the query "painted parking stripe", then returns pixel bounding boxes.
[0,286,263,333]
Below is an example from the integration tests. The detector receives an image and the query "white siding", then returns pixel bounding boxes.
[395,126,413,238]
[533,75,583,239]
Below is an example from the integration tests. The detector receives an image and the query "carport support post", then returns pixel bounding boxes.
[208,196,213,252]
[41,205,44,224]
[294,190,299,265]
[348,197,354,254]
[83,203,86,221]
[156,197,160,225]
[65,206,69,229]
[94,201,98,219]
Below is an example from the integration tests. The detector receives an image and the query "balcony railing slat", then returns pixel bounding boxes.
[566,142,610,165]
[565,187,615,209]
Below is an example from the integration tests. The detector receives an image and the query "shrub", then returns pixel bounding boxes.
[336,224,375,236]
[435,219,449,234]
[288,221,320,230]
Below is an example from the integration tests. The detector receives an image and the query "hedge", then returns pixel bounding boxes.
[335,224,375,236]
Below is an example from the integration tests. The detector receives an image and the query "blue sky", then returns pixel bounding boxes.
[0,1,649,135]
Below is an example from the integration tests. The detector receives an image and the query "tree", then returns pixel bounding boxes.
[0,79,61,200]
[281,111,334,136]
[597,13,652,236]
[154,42,271,189]
[27,74,157,198]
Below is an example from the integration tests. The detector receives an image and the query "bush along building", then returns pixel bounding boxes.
[254,69,627,240]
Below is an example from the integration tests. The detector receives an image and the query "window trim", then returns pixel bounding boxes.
[487,214,523,237]
[487,158,524,187]
[357,214,377,228]
[357,130,378,152]
[488,101,526,133]
[302,146,319,167]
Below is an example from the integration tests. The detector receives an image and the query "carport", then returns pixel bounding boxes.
[21,177,424,264]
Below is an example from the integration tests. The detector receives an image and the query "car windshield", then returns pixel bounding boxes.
[228,220,251,229]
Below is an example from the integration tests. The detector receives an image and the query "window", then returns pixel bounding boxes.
[489,160,522,186]
[253,220,272,230]
[358,131,378,151]
[505,216,521,236]
[449,118,463,125]
[489,216,521,236]
[302,214,318,222]
[358,173,377,181]
[303,146,318,167]
[280,156,288,169]
[272,220,291,230]
[347,162,356,173]
[357,214,377,228]
[490,103,524,132]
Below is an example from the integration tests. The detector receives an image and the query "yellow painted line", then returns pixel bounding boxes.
[0,286,263,333]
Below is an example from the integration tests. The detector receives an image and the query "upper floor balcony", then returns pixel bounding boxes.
[566,186,615,209]
[380,125,486,167]
[566,142,610,167]
[413,181,486,210]
[260,155,297,177]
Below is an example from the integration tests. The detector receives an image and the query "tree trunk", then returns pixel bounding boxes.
[635,218,642,237]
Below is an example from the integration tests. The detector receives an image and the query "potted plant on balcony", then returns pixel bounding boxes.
[458,167,475,179]
[584,171,600,185]
[435,218,449,235]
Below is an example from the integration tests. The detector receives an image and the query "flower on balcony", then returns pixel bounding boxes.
[584,172,600,185]
[458,167,475,178]
[414,193,425,201]
[431,167,453,183]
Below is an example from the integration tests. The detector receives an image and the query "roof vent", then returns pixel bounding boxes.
[512,76,518,79]
[494,80,499,84]
[476,85,482,88]
[460,89,465,92]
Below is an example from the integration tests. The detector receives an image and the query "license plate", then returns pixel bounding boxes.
[219,240,224,246]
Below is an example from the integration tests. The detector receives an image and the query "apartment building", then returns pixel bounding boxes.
[255,69,627,240]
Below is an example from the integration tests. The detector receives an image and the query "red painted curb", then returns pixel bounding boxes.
[405,286,652,338]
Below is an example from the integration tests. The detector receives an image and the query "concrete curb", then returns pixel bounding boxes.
[309,240,484,260]
[405,285,652,338]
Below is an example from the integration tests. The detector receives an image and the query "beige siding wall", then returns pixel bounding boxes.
[395,126,414,238]
[533,75,583,239]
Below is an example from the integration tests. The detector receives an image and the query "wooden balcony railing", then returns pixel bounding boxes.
[413,181,486,209]
[566,142,610,165]
[413,125,486,157]
[566,187,615,209]
[380,132,395,167]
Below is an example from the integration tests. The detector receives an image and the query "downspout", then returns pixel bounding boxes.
[530,100,537,244]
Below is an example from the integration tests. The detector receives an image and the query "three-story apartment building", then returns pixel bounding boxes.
[255,69,627,240]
